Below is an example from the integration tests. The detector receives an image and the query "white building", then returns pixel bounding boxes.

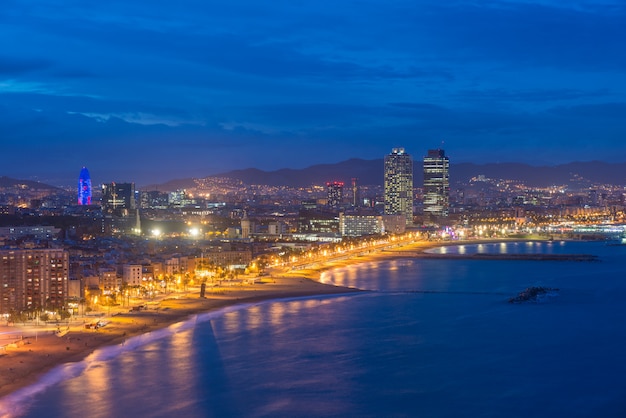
[339,211,384,237]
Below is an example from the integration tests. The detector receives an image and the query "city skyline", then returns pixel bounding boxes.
[1,1,625,186]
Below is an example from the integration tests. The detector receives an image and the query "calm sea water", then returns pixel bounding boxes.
[2,240,626,417]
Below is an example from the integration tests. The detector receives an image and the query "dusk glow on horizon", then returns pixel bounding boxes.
[1,1,625,186]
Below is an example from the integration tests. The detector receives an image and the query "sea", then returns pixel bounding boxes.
[2,240,626,417]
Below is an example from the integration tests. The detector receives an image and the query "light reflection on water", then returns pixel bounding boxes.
[65,363,111,418]
[425,240,570,256]
[13,242,626,418]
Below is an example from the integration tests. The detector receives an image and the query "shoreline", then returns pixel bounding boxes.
[0,276,362,401]
[0,237,553,402]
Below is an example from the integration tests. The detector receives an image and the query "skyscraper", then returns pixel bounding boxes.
[78,166,92,205]
[101,182,136,215]
[384,147,413,225]
[423,149,450,220]
[326,181,344,209]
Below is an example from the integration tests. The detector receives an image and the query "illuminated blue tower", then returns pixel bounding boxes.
[78,167,92,205]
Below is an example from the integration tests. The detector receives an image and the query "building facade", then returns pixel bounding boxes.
[0,249,69,314]
[298,207,339,234]
[339,209,384,237]
[384,148,414,225]
[200,250,252,269]
[382,214,407,234]
[122,264,143,287]
[268,221,287,235]
[99,270,121,292]
[101,182,136,215]
[0,226,61,240]
[78,166,92,205]
[423,149,450,220]
[326,181,344,209]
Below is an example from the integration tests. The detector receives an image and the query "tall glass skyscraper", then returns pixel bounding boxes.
[384,147,413,225]
[423,149,450,220]
[78,167,92,205]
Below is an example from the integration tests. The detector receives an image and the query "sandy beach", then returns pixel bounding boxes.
[0,277,360,400]
[0,240,442,401]
[0,238,539,402]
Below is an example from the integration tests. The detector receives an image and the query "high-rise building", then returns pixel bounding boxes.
[0,249,69,314]
[326,181,344,209]
[384,148,414,225]
[78,166,92,205]
[423,149,450,220]
[101,182,136,215]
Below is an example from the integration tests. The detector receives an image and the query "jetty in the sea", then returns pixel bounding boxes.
[509,286,559,303]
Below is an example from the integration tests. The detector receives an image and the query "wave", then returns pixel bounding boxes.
[0,293,359,418]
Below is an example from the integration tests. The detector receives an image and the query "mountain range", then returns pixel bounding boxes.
[148,159,626,191]
[2,160,625,193]
[0,176,62,191]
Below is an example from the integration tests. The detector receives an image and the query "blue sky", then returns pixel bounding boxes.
[1,0,625,186]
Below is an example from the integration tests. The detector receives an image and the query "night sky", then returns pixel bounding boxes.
[1,1,625,186]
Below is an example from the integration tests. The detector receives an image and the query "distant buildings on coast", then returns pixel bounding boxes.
[2,149,626,316]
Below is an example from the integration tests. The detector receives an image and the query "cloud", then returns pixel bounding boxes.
[0,0,625,185]
[68,111,204,127]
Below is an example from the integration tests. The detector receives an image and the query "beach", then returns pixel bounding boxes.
[1,238,551,402]
[0,276,361,400]
[0,240,441,401]
[5,237,616,418]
